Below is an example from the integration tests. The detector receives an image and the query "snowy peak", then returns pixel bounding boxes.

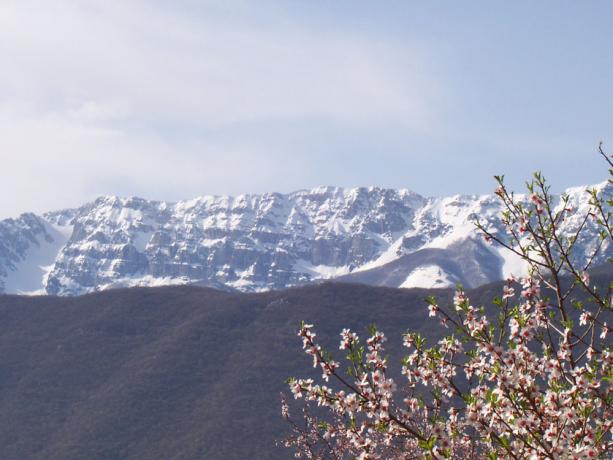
[0,182,610,295]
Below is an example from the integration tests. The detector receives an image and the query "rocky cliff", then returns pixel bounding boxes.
[0,182,609,295]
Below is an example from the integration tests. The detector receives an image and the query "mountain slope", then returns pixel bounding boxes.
[336,236,502,289]
[0,182,610,294]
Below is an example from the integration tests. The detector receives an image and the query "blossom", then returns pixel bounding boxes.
[339,328,358,350]
[453,290,466,310]
[502,285,515,299]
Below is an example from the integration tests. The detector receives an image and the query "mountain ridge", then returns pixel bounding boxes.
[1,182,610,295]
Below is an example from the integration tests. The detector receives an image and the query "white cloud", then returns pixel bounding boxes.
[0,0,434,125]
[0,0,439,218]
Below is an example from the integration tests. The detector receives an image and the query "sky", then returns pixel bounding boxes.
[1,0,612,219]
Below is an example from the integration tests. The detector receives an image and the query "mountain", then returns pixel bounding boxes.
[0,183,610,295]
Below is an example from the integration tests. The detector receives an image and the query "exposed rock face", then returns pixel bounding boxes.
[0,183,610,295]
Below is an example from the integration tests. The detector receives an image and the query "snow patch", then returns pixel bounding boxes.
[99,275,191,290]
[497,247,529,280]
[293,260,352,279]
[355,238,403,272]
[132,230,153,252]
[400,265,455,289]
[4,222,72,294]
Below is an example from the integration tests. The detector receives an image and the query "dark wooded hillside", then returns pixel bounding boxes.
[0,270,609,459]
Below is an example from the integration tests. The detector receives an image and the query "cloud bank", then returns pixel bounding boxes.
[0,1,611,218]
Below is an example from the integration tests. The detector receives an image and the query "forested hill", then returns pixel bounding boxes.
[0,272,609,459]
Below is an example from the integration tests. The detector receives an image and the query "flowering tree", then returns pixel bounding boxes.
[281,145,613,459]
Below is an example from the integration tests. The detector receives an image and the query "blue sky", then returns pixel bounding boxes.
[0,1,612,218]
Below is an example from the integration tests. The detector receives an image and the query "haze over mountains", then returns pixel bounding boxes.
[0,182,610,295]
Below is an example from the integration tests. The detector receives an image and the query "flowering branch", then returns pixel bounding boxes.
[282,147,613,459]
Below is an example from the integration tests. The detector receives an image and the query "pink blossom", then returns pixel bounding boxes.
[502,285,515,299]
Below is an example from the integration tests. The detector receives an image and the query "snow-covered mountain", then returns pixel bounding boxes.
[0,183,610,295]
